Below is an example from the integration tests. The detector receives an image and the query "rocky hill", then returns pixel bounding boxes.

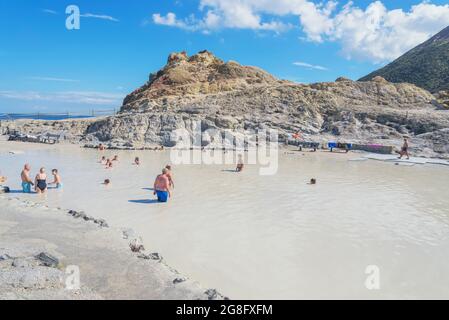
[2,50,449,158]
[360,26,449,94]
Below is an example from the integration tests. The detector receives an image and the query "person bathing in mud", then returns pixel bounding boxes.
[165,165,174,189]
[112,155,119,162]
[100,156,106,164]
[34,167,47,194]
[98,143,106,151]
[105,159,113,169]
[49,169,63,189]
[21,164,34,193]
[398,138,410,160]
[153,168,171,203]
[134,157,140,166]
[236,154,244,172]
[0,170,7,184]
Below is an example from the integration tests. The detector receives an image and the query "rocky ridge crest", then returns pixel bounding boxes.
[1,51,449,158]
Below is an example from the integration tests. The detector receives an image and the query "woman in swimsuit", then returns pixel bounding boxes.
[35,167,47,194]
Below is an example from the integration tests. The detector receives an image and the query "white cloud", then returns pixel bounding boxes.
[0,91,124,105]
[152,2,293,33]
[81,13,119,22]
[293,61,328,71]
[329,1,449,62]
[152,12,192,30]
[151,0,449,62]
[42,9,57,15]
[27,77,80,83]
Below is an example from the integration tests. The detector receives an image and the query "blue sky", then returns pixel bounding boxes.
[1,0,449,113]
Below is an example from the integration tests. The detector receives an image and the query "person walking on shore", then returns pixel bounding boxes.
[21,164,34,193]
[153,168,171,203]
[398,138,410,160]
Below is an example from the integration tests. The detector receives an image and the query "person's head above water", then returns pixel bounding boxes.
[103,179,110,185]
[310,178,316,185]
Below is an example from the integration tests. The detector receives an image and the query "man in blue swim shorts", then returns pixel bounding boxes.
[153,168,171,203]
[20,164,34,193]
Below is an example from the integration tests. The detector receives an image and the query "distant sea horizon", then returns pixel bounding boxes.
[0,113,95,121]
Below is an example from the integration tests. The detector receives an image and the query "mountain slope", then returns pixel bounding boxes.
[360,26,449,93]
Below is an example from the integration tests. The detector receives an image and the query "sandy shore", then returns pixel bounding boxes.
[0,195,225,300]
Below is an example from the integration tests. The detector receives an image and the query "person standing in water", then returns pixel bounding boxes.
[105,159,113,169]
[398,138,410,160]
[134,157,140,165]
[21,164,34,193]
[236,154,244,172]
[153,168,171,203]
[49,169,63,189]
[165,165,174,189]
[34,167,47,194]
[0,174,6,184]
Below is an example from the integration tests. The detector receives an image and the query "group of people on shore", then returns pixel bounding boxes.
[20,164,62,194]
